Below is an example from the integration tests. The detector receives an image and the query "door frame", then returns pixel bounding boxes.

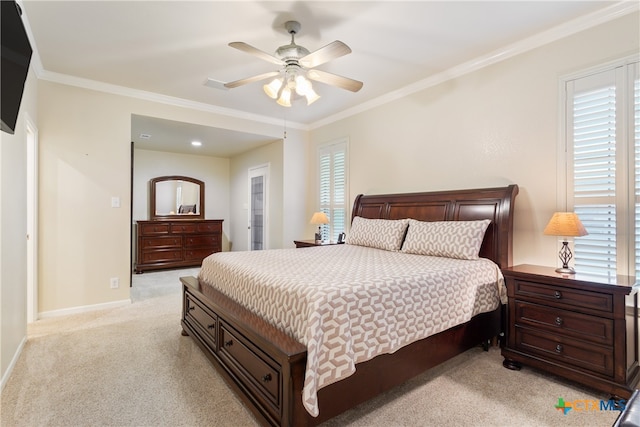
[25,114,39,323]
[248,163,270,250]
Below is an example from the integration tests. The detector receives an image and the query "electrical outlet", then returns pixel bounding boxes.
[110,277,119,289]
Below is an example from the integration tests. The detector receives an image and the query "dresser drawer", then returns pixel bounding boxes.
[185,235,219,248]
[184,247,218,261]
[171,223,198,234]
[139,249,182,264]
[184,293,217,351]
[197,222,222,233]
[140,236,181,249]
[514,301,613,346]
[139,222,170,235]
[515,327,614,377]
[513,279,613,313]
[219,322,281,419]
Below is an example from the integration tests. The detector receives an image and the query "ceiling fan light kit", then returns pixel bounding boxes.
[209,21,362,107]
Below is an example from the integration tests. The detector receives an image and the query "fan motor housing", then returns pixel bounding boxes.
[275,43,309,62]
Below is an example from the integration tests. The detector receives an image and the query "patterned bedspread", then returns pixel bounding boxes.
[198,244,506,417]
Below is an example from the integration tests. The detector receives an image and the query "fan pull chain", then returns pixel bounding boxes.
[283,115,287,139]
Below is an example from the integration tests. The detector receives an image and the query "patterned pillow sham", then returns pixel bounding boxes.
[400,218,491,260]
[346,217,409,251]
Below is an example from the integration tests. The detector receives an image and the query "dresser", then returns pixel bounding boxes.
[501,264,639,399]
[135,219,223,273]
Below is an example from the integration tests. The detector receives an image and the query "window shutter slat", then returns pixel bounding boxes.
[572,81,617,278]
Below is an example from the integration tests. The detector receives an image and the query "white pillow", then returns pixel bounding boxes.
[401,218,491,260]
[346,217,409,251]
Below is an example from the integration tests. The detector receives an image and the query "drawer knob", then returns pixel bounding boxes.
[554,291,562,299]
[188,306,195,311]
[207,323,215,330]
[555,317,563,326]
[225,340,233,347]
[555,344,563,353]
[262,373,272,383]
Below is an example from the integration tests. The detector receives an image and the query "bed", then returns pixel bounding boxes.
[180,184,518,426]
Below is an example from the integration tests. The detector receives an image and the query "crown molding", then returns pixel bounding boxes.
[35,70,309,130]
[309,1,639,129]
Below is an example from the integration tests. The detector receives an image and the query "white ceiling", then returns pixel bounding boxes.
[20,0,625,157]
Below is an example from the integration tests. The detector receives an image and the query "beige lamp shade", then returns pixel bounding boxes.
[543,212,588,237]
[310,212,330,225]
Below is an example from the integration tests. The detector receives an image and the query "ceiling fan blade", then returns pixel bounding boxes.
[204,78,229,90]
[224,71,280,89]
[299,41,351,68]
[307,69,363,92]
[229,42,284,66]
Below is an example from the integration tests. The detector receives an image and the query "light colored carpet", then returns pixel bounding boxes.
[1,269,621,427]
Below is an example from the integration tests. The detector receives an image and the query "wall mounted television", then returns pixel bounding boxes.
[1,0,33,135]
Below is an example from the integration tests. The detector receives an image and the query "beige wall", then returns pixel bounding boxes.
[309,12,639,270]
[1,61,37,386]
[36,81,304,315]
[133,148,231,250]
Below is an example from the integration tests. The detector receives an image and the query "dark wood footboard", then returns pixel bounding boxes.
[181,275,502,426]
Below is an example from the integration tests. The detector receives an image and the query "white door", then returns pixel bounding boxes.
[248,164,269,250]
[25,116,39,322]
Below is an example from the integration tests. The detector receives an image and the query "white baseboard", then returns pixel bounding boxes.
[1,336,27,392]
[38,299,131,319]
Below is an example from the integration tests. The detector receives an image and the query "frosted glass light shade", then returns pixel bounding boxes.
[263,78,283,99]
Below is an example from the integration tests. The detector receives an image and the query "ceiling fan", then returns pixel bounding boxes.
[205,21,363,107]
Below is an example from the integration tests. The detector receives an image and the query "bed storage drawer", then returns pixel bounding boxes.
[218,321,282,418]
[184,294,217,351]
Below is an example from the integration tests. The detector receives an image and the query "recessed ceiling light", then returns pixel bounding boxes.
[139,133,151,139]
[191,141,202,147]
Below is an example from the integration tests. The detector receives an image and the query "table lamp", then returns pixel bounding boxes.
[543,212,588,274]
[310,212,329,242]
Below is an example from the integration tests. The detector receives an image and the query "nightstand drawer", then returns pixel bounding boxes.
[513,279,613,313]
[516,327,614,377]
[515,300,613,346]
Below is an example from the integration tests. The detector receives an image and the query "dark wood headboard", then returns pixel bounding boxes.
[351,185,519,269]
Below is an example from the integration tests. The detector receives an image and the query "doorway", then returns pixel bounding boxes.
[248,164,269,250]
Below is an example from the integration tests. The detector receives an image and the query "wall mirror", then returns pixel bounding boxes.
[150,175,204,220]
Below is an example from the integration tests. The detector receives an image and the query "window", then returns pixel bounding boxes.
[563,58,639,279]
[318,139,348,242]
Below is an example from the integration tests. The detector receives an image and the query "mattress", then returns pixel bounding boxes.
[198,244,506,416]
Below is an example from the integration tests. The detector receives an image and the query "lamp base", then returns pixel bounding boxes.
[555,266,575,274]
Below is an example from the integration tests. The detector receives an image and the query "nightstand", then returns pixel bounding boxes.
[501,264,639,399]
[293,240,343,248]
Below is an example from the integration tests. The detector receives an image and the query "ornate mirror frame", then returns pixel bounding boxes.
[150,175,205,220]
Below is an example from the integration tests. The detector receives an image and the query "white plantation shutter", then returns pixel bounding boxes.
[318,140,348,241]
[571,80,617,277]
[565,60,639,279]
